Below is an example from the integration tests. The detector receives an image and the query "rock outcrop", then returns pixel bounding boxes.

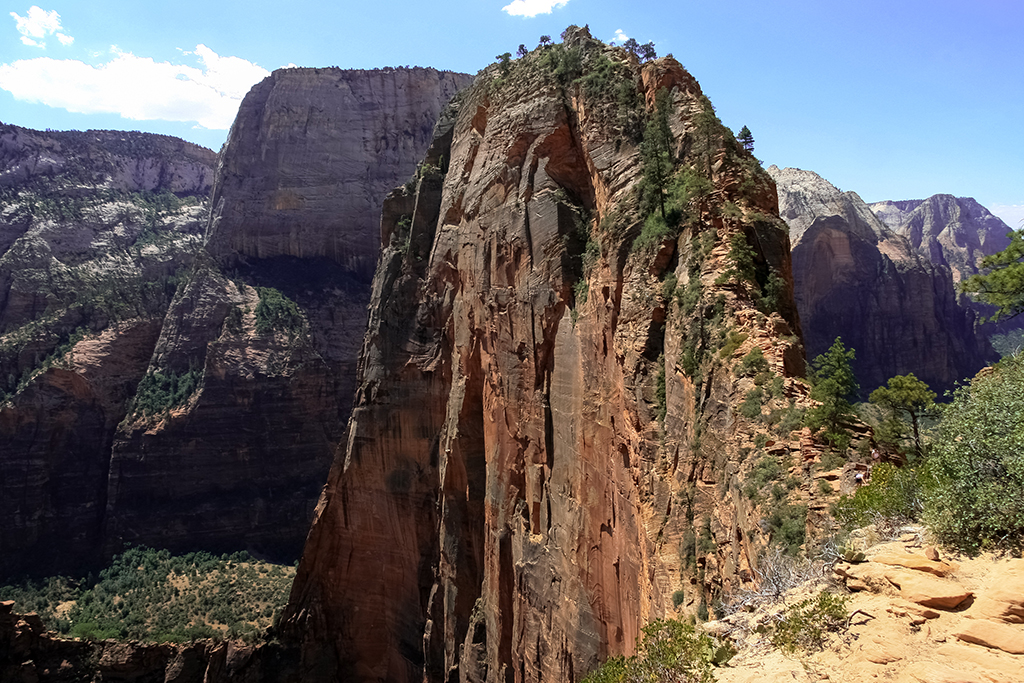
[716,534,1024,683]
[770,166,994,394]
[0,125,214,577]
[869,195,1012,283]
[102,67,472,563]
[284,29,814,683]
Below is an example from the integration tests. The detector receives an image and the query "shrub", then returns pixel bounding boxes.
[766,503,807,556]
[831,462,923,531]
[719,329,748,358]
[581,618,719,683]
[738,346,769,377]
[768,591,849,653]
[924,353,1024,553]
[739,387,764,419]
[254,287,305,336]
[744,455,783,500]
[672,589,686,608]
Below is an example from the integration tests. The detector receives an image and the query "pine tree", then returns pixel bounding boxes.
[737,125,754,153]
[869,373,936,457]
[961,228,1024,321]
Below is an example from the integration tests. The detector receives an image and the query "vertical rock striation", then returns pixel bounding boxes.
[770,166,994,394]
[102,67,472,563]
[286,29,809,683]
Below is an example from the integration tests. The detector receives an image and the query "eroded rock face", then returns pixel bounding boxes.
[103,67,472,563]
[286,30,808,683]
[206,67,473,279]
[770,166,994,394]
[869,195,1012,283]
[0,126,214,577]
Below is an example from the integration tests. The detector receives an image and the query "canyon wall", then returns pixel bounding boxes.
[284,29,822,683]
[0,125,214,577]
[102,67,472,563]
[0,67,471,577]
[869,194,1012,283]
[770,166,994,394]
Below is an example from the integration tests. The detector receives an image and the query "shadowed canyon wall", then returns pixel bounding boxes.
[0,67,471,577]
[284,29,819,683]
[0,126,215,577]
[770,166,995,394]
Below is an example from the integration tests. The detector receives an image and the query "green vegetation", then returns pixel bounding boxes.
[738,347,769,377]
[743,455,783,501]
[736,126,754,154]
[765,503,807,556]
[581,618,725,683]
[718,329,748,359]
[639,88,674,221]
[0,327,85,402]
[0,546,294,643]
[767,591,849,654]
[739,387,764,419]
[254,287,305,336]
[831,462,923,531]
[961,228,1024,321]
[804,338,858,450]
[132,366,203,417]
[925,352,1024,553]
[868,373,936,456]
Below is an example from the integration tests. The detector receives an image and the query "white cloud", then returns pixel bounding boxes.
[501,0,568,18]
[0,45,270,129]
[612,29,630,44]
[991,204,1024,229]
[10,6,71,49]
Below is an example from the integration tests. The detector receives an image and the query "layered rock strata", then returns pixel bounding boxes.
[869,195,1012,283]
[102,67,473,563]
[770,166,994,394]
[285,29,815,683]
[0,126,214,577]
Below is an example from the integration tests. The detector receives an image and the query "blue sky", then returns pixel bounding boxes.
[1,0,1022,225]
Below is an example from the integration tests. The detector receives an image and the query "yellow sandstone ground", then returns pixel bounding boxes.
[714,529,1024,683]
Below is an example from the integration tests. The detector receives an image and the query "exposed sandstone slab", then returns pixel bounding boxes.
[955,620,1024,655]
[884,569,973,609]
[871,552,959,577]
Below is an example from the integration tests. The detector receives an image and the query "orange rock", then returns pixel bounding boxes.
[955,619,1024,655]
[872,552,958,577]
[884,569,973,609]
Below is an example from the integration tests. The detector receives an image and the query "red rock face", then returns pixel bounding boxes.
[286,29,804,683]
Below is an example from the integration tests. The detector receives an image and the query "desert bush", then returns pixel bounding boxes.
[924,352,1024,553]
[582,618,722,683]
[831,462,923,531]
[767,591,849,653]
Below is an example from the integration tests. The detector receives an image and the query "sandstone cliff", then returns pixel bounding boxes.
[0,125,214,577]
[770,166,994,394]
[102,67,473,563]
[284,28,823,683]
